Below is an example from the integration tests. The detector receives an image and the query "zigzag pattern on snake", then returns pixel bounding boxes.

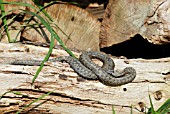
[11,51,136,86]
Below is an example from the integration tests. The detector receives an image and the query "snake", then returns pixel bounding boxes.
[11,51,136,86]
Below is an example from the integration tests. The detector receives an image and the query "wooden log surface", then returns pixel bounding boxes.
[23,3,100,51]
[100,0,170,48]
[0,42,170,113]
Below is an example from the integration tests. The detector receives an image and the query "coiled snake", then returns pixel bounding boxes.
[11,51,136,86]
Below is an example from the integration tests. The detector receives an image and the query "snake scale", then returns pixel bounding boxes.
[11,51,136,86]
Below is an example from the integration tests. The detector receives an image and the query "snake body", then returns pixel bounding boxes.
[11,51,136,86]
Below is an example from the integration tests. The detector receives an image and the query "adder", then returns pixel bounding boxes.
[11,51,136,86]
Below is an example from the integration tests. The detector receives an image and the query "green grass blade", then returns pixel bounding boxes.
[21,10,75,57]
[22,10,50,30]
[112,105,116,114]
[52,30,76,58]
[0,91,27,100]
[32,24,54,85]
[0,8,16,19]
[130,105,133,114]
[0,1,39,11]
[24,2,76,58]
[32,0,53,21]
[0,1,40,42]
[33,3,76,57]
[37,1,78,21]
[148,94,157,114]
[157,98,170,114]
[16,90,54,114]
[164,109,170,113]
[0,0,11,42]
[0,91,11,100]
[52,22,71,41]
[0,13,22,42]
[33,1,76,55]
[33,1,71,40]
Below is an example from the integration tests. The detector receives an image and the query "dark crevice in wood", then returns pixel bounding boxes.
[1,70,31,75]
[101,34,170,59]
[1,89,113,109]
[9,89,102,103]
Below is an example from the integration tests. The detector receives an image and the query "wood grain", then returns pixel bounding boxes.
[0,42,170,113]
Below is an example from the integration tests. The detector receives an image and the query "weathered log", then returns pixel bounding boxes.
[0,42,170,113]
[100,0,170,48]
